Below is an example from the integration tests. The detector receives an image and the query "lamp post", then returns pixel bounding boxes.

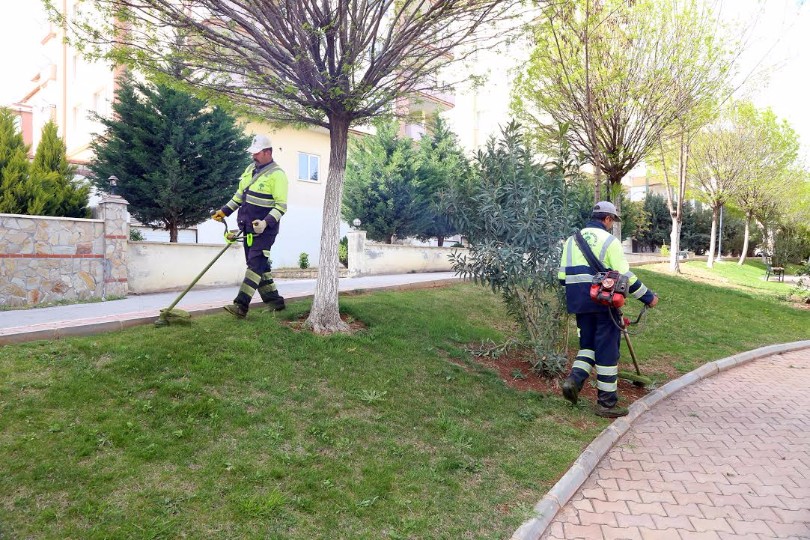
[108,175,118,197]
[352,218,361,230]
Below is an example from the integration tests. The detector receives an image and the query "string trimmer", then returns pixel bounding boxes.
[612,305,653,388]
[154,223,243,328]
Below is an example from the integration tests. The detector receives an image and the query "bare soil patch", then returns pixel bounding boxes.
[463,345,650,405]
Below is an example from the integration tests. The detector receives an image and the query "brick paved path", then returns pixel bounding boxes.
[541,349,810,540]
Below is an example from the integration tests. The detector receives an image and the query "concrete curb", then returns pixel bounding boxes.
[0,278,460,345]
[510,339,810,540]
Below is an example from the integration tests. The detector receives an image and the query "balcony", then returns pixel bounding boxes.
[405,87,455,116]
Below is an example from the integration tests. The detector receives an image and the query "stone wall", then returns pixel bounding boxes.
[0,196,129,307]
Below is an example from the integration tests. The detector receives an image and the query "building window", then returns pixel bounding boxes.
[298,152,320,182]
[92,89,109,118]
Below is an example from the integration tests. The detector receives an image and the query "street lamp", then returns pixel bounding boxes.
[108,175,118,196]
[352,218,361,230]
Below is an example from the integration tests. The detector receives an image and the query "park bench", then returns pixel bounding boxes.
[677,250,689,261]
[762,254,784,282]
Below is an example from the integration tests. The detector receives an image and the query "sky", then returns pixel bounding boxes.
[2,0,810,157]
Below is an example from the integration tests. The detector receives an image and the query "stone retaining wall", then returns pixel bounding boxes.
[0,197,129,307]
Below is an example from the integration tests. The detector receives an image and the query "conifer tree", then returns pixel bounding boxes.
[0,108,45,215]
[415,116,466,246]
[89,77,250,242]
[343,121,423,244]
[31,121,89,218]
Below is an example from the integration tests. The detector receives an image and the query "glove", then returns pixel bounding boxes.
[251,219,267,235]
[212,210,226,222]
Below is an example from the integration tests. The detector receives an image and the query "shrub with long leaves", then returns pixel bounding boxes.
[442,122,574,376]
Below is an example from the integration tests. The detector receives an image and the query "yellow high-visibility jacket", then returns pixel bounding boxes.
[221,160,288,234]
[557,220,655,313]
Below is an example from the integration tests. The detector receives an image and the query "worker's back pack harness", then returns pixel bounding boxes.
[574,231,629,309]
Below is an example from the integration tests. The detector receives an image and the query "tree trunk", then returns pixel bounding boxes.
[667,132,689,274]
[707,205,719,268]
[738,212,751,265]
[583,3,601,204]
[609,177,623,241]
[170,222,178,243]
[437,236,444,247]
[669,218,681,273]
[306,114,351,334]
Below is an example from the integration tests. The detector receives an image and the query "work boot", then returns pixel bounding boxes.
[594,404,629,418]
[223,303,248,319]
[263,296,286,312]
[561,377,581,406]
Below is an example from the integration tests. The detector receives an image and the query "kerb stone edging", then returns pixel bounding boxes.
[510,339,810,540]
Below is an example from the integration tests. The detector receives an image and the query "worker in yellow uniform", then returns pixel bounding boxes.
[212,134,288,318]
[557,201,658,417]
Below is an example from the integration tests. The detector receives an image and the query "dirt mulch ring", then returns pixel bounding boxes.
[459,345,651,405]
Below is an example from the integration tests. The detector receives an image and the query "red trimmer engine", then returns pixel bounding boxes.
[590,270,630,308]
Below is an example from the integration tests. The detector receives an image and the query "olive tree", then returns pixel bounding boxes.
[442,122,573,376]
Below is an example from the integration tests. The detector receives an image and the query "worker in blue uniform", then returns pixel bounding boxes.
[557,201,659,418]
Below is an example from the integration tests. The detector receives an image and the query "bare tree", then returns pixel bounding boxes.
[513,0,734,240]
[687,117,751,268]
[51,0,523,333]
[727,103,801,264]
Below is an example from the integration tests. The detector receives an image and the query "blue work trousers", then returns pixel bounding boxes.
[568,311,621,408]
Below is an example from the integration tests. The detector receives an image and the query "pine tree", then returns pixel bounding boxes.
[89,77,251,241]
[342,121,424,243]
[415,115,467,246]
[0,108,46,215]
[31,121,89,218]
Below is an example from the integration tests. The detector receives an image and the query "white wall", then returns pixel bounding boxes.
[347,230,464,276]
[127,241,245,294]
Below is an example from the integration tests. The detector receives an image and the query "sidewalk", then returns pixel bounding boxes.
[514,343,810,540]
[0,272,459,344]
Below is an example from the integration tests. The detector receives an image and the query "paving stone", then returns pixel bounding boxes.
[600,525,642,540]
[639,529,682,540]
[532,348,810,540]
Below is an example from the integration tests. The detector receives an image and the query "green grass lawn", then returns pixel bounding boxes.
[0,272,808,539]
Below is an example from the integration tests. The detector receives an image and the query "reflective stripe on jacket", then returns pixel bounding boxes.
[221,160,289,233]
[557,219,655,313]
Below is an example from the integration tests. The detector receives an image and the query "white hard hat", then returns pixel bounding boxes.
[247,134,272,154]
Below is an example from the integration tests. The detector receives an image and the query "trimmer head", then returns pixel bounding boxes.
[618,370,653,388]
[154,308,192,327]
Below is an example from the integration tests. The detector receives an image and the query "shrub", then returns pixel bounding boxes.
[129,228,145,241]
[298,252,310,269]
[338,236,348,267]
[442,122,572,376]
[660,244,670,257]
